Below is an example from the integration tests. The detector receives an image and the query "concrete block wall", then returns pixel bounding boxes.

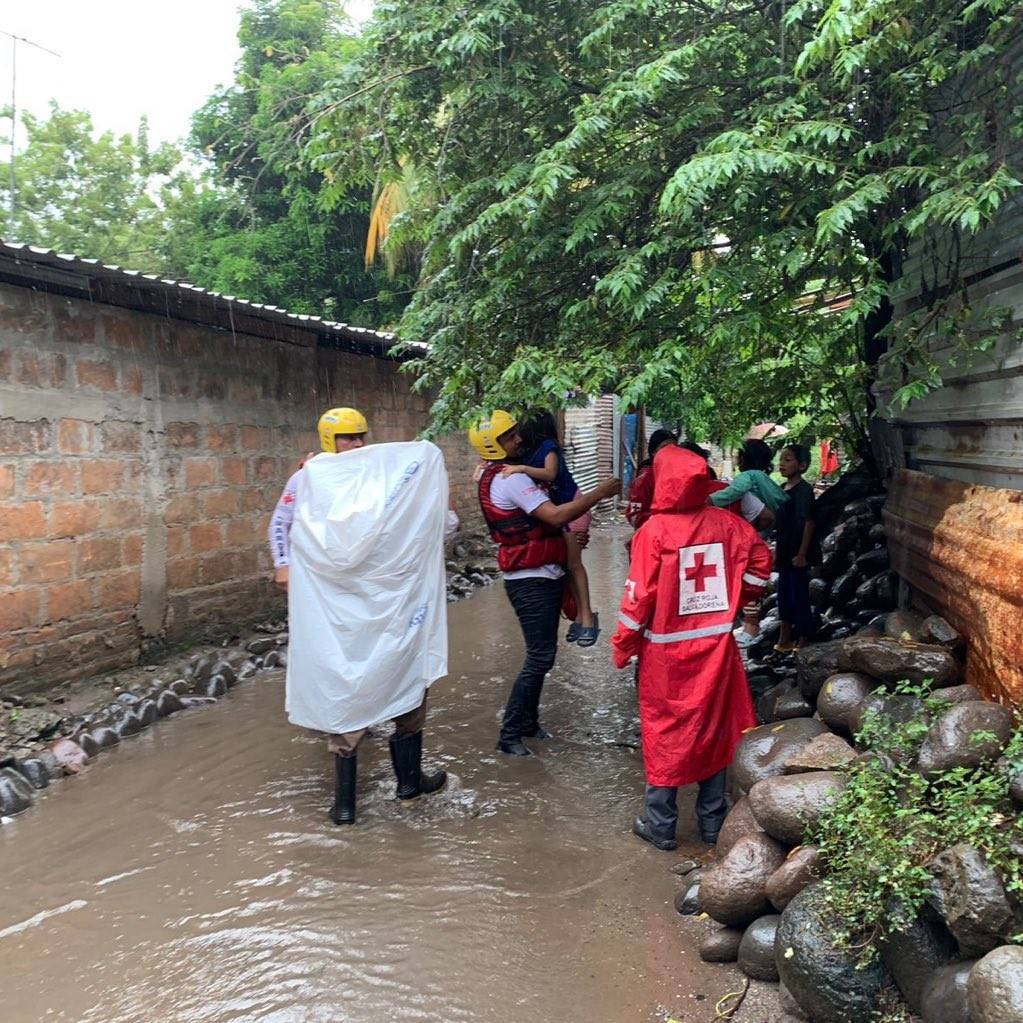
[0,282,481,689]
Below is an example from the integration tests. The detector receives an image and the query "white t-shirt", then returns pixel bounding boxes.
[740,492,765,524]
[488,472,565,581]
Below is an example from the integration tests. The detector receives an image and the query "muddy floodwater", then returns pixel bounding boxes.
[0,536,775,1023]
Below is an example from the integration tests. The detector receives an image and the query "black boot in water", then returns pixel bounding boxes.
[389,731,447,799]
[330,754,357,825]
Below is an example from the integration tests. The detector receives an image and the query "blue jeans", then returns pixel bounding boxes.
[645,769,729,841]
[500,576,564,742]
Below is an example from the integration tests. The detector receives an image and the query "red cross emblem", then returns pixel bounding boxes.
[685,552,718,592]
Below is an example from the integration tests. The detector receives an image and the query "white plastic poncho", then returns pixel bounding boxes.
[285,441,449,735]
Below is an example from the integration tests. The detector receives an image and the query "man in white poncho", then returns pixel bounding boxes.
[269,408,451,826]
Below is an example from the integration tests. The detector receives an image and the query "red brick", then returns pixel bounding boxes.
[203,490,238,518]
[101,421,142,453]
[200,551,236,584]
[0,420,51,454]
[24,461,79,496]
[239,487,268,513]
[252,456,278,481]
[157,365,191,397]
[229,378,259,403]
[224,515,253,548]
[206,425,237,452]
[123,365,144,396]
[97,497,144,530]
[0,589,44,631]
[167,558,200,589]
[79,458,125,495]
[57,418,97,454]
[18,540,75,583]
[0,502,47,541]
[166,422,201,449]
[121,534,145,566]
[51,500,95,537]
[0,464,13,500]
[75,359,118,391]
[221,457,248,485]
[240,426,268,450]
[190,522,224,553]
[0,349,11,380]
[47,580,94,622]
[77,537,122,574]
[16,352,67,389]
[174,326,203,359]
[53,304,97,344]
[97,570,141,607]
[197,374,226,401]
[167,526,190,558]
[164,494,200,525]
[184,457,218,488]
[102,313,144,351]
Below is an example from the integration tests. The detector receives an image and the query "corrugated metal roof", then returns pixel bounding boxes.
[0,239,413,356]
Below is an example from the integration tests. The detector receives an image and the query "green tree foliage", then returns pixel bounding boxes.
[309,0,1022,440]
[0,102,185,269]
[164,0,412,324]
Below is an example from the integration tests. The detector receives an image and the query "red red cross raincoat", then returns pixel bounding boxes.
[611,446,772,787]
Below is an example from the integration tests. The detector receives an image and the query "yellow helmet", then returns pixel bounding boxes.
[468,410,517,460]
[318,407,369,452]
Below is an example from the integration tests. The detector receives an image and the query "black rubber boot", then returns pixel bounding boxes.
[389,731,447,800]
[329,754,356,825]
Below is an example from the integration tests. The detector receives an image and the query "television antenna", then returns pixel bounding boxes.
[1,29,62,218]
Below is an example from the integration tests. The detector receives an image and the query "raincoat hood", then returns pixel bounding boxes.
[651,445,711,513]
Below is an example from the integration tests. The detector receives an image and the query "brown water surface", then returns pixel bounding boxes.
[0,535,772,1023]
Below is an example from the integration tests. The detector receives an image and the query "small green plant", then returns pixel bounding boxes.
[812,681,1023,962]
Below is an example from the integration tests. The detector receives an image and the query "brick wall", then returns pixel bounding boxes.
[0,282,481,689]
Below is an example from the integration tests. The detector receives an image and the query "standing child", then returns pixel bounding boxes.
[774,443,818,651]
[502,409,600,646]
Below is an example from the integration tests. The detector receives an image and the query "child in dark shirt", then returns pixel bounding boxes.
[774,444,818,651]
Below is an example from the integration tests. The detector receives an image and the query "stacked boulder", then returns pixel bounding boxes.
[674,608,1023,1023]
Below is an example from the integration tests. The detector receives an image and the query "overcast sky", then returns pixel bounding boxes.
[1,1,374,150]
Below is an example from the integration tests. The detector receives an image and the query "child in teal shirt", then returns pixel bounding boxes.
[709,439,789,511]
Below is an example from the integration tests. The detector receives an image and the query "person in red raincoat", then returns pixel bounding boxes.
[611,446,773,850]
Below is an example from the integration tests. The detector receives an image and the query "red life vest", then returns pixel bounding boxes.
[477,463,567,572]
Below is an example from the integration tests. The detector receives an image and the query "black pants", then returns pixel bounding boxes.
[645,768,728,840]
[501,576,564,742]
[777,566,816,641]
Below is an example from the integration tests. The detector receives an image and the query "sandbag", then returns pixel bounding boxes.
[286,442,449,734]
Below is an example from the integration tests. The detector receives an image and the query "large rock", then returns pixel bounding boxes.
[783,733,857,774]
[920,960,976,1023]
[885,609,929,644]
[700,833,788,927]
[930,684,983,706]
[0,766,34,815]
[699,926,743,963]
[924,615,962,650]
[967,945,1023,1023]
[733,718,830,793]
[849,690,926,742]
[816,673,875,735]
[878,904,958,1013]
[917,701,1014,778]
[845,636,960,688]
[749,773,848,846]
[674,871,703,915]
[795,640,854,701]
[776,885,893,1023]
[739,914,781,981]
[12,757,50,790]
[716,796,764,854]
[767,846,821,911]
[757,679,814,723]
[927,843,1023,956]
[156,690,184,717]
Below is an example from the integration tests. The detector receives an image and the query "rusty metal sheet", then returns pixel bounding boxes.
[884,469,1023,707]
